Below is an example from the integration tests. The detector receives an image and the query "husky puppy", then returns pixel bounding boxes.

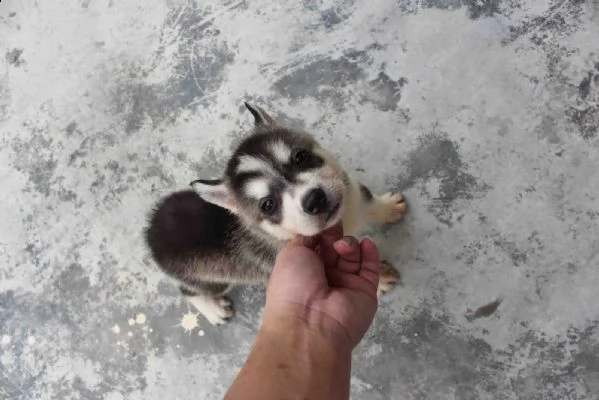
[145,103,406,325]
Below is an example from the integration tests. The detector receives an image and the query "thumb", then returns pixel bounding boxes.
[283,235,318,252]
[273,236,326,281]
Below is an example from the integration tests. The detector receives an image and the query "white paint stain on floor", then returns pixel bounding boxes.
[1,335,11,346]
[135,313,146,324]
[175,310,200,334]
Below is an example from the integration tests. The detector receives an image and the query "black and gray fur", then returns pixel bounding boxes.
[145,103,406,324]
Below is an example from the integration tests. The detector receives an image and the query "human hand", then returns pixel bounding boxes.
[227,225,377,400]
[263,224,380,349]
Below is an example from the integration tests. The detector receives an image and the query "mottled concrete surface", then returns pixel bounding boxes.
[1,0,598,399]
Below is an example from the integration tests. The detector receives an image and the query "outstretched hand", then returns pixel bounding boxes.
[264,223,380,349]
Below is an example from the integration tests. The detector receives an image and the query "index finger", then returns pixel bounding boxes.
[319,221,344,267]
[332,236,361,273]
[358,237,380,289]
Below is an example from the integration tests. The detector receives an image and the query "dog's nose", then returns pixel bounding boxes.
[302,188,328,215]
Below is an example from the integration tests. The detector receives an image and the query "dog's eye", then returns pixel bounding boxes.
[293,149,311,167]
[260,198,277,215]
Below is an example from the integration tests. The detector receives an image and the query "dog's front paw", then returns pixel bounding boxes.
[188,295,235,326]
[370,192,407,224]
[377,260,400,296]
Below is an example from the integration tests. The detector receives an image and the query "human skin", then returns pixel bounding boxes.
[225,224,380,400]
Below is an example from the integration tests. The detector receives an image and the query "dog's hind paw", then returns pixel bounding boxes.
[187,295,235,326]
[377,260,400,296]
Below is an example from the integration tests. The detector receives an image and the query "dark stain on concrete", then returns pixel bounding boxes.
[503,0,584,45]
[466,298,503,321]
[396,127,490,225]
[73,333,149,397]
[536,114,561,144]
[579,72,592,99]
[488,116,511,137]
[361,72,408,112]
[565,65,598,140]
[1,243,162,399]
[10,120,90,205]
[57,188,79,204]
[0,291,72,331]
[421,0,503,19]
[318,1,355,28]
[28,159,58,197]
[65,121,78,136]
[457,240,487,266]
[189,146,227,179]
[68,149,87,166]
[320,5,353,29]
[355,306,599,399]
[113,2,235,134]
[458,228,533,268]
[399,0,508,20]
[143,163,176,187]
[11,126,58,197]
[68,131,117,171]
[6,48,24,67]
[462,0,502,19]
[55,263,90,298]
[0,377,22,399]
[273,46,406,112]
[539,44,575,88]
[500,325,599,399]
[0,291,77,396]
[321,9,344,28]
[566,104,598,140]
[273,53,367,108]
[355,307,500,399]
[0,81,9,121]
[459,228,536,270]
[494,236,528,266]
[23,240,49,268]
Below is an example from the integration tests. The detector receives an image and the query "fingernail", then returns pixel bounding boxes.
[342,236,353,245]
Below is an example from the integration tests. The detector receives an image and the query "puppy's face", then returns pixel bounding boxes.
[192,104,348,239]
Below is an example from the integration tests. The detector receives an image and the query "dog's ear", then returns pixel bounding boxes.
[244,102,277,128]
[190,179,237,213]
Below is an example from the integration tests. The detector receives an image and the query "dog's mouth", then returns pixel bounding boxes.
[326,200,342,222]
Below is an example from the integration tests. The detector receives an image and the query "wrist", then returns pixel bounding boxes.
[261,302,353,356]
[227,303,353,400]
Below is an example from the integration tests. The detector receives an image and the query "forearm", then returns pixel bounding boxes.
[224,310,352,400]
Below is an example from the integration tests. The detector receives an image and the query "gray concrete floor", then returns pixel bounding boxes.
[1,0,599,399]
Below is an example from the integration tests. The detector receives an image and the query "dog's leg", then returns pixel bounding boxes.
[360,184,407,225]
[180,283,235,326]
[356,184,404,295]
[377,260,400,296]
